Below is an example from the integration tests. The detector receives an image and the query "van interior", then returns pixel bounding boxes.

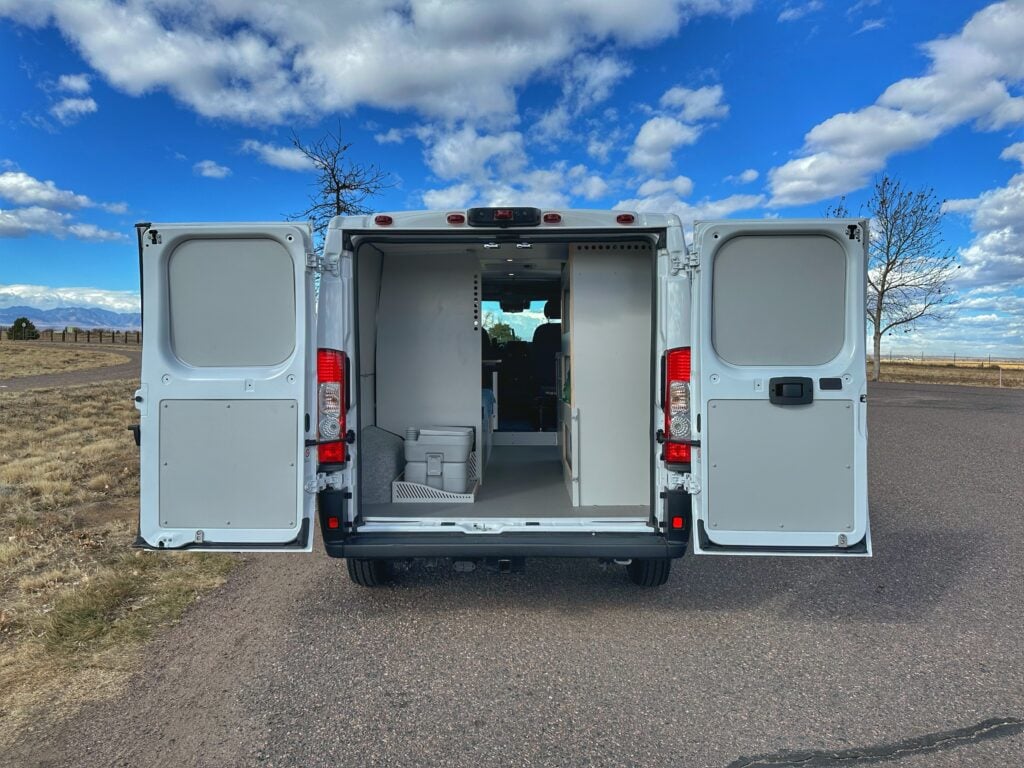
[354,237,655,523]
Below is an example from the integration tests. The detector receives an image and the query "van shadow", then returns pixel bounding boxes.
[320,510,983,627]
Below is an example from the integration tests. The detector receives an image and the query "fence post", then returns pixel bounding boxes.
[87,330,91,343]
[62,330,66,342]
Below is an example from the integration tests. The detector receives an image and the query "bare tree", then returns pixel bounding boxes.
[288,124,392,243]
[826,176,958,381]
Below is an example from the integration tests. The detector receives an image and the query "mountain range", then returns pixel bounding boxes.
[0,305,142,330]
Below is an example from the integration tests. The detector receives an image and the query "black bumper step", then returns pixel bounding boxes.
[323,531,686,560]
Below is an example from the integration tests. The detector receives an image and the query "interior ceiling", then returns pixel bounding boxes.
[368,240,570,279]
[366,239,653,302]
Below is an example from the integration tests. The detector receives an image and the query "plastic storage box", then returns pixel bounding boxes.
[400,427,474,496]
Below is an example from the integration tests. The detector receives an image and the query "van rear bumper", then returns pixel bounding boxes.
[323,531,686,560]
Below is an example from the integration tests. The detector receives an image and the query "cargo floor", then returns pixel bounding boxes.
[362,445,648,519]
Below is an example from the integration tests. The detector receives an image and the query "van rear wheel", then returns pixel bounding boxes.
[626,558,671,587]
[347,558,390,587]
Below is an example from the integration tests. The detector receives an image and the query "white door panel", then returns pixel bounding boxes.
[137,223,316,551]
[692,220,870,556]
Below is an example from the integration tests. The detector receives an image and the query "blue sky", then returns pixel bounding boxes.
[0,0,1022,355]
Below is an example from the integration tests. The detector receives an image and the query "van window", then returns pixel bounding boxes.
[711,234,846,366]
[167,237,295,367]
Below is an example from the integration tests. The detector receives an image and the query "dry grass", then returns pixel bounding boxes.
[0,379,236,746]
[875,360,1024,388]
[0,343,130,379]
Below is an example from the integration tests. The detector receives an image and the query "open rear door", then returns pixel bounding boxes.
[692,220,870,556]
[136,223,316,551]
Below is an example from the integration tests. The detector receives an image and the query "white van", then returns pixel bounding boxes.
[134,209,870,587]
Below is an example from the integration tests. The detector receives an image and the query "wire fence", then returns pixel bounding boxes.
[0,328,141,344]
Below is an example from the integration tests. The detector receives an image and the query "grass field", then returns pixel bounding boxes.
[0,344,130,379]
[875,360,1024,388]
[0,378,235,746]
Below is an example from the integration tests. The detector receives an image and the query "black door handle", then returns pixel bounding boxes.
[769,377,813,405]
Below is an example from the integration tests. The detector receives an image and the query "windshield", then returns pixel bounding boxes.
[481,300,558,343]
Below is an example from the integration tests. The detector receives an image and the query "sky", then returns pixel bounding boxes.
[0,0,1022,356]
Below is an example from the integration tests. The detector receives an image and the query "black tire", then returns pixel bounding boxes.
[626,558,671,587]
[347,558,390,587]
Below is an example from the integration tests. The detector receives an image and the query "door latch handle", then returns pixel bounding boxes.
[768,377,813,405]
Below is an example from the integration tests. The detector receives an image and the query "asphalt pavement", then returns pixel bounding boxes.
[9,382,1024,767]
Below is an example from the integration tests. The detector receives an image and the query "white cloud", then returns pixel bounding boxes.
[66,222,127,241]
[0,0,755,125]
[0,171,92,208]
[422,183,475,210]
[778,1,823,22]
[659,84,728,122]
[855,18,886,34]
[0,170,128,218]
[374,128,406,145]
[571,169,609,200]
[615,191,764,227]
[0,206,124,241]
[534,105,573,144]
[847,0,881,18]
[0,283,140,313]
[1001,141,1024,164]
[943,143,1024,289]
[418,130,609,209]
[564,54,633,114]
[725,168,759,184]
[240,139,314,171]
[423,126,525,182]
[57,72,90,93]
[627,83,728,172]
[637,175,694,197]
[193,159,232,179]
[50,96,97,124]
[769,1,1024,206]
[627,116,700,172]
[0,206,66,237]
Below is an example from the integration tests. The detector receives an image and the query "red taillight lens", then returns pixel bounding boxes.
[447,212,466,224]
[374,214,393,226]
[494,208,513,220]
[664,347,691,465]
[327,516,340,530]
[616,213,636,224]
[672,516,684,529]
[543,212,562,224]
[317,348,346,465]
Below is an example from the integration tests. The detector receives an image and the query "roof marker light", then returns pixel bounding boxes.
[447,213,466,225]
[543,212,562,224]
[494,209,514,220]
[616,213,636,225]
[374,214,393,226]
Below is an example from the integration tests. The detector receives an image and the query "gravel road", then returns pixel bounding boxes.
[0,343,140,391]
[9,382,1024,767]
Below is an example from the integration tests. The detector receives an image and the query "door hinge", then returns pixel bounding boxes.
[305,252,340,276]
[678,473,701,495]
[671,248,698,276]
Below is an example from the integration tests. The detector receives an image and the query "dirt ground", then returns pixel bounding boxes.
[0,371,234,748]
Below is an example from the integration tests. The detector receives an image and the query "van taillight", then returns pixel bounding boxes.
[664,347,691,464]
[317,348,346,465]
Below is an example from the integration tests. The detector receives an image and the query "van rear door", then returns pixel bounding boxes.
[692,220,870,556]
[136,223,316,551]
